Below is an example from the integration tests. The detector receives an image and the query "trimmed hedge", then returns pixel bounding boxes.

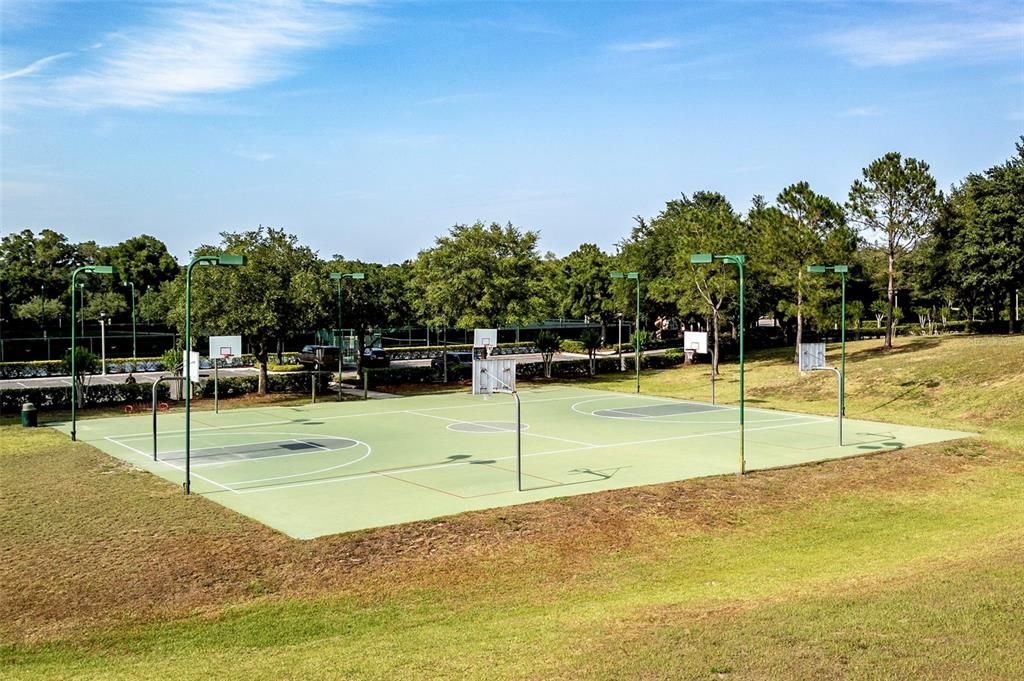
[381,343,538,361]
[0,382,171,412]
[198,372,330,397]
[0,353,301,380]
[362,350,689,387]
[559,339,587,354]
[0,370,328,412]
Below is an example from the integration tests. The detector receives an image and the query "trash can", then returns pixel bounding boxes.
[21,402,38,428]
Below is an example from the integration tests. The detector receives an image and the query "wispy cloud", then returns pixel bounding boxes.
[822,17,1023,66]
[840,105,882,117]
[233,148,275,162]
[0,52,71,81]
[30,1,370,110]
[609,39,679,53]
[417,92,493,106]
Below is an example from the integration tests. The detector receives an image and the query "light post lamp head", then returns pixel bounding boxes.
[213,254,246,267]
[807,264,849,274]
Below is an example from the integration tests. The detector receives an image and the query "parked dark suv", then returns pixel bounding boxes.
[297,345,339,369]
[359,347,390,369]
[430,351,474,372]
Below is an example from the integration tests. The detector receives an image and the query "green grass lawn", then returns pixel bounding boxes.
[586,334,1024,446]
[2,334,1022,679]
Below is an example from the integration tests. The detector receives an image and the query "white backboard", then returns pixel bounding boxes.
[473,358,517,395]
[473,328,498,348]
[799,342,827,371]
[683,331,709,354]
[208,335,242,358]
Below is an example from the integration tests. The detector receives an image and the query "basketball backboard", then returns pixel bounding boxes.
[208,335,242,359]
[683,331,709,354]
[799,342,827,371]
[472,358,517,395]
[473,328,498,349]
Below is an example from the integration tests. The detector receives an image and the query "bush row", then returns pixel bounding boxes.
[1,370,329,412]
[0,382,171,412]
[362,349,689,387]
[381,343,538,361]
[0,353,301,379]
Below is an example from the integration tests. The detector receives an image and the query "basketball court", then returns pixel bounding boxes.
[52,385,974,539]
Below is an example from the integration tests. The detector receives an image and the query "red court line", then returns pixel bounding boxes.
[483,462,562,485]
[380,472,465,498]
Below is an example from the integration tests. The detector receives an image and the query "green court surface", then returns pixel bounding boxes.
[53,387,974,539]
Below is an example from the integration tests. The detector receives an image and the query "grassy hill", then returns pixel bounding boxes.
[2,334,1022,679]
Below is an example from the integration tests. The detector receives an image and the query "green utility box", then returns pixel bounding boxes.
[21,403,38,428]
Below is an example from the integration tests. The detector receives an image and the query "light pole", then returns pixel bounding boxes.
[70,265,117,441]
[691,253,746,475]
[610,271,640,393]
[329,271,365,401]
[123,280,136,358]
[808,264,849,421]
[78,283,86,336]
[184,254,246,494]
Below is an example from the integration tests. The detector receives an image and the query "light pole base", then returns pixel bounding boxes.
[183,481,190,495]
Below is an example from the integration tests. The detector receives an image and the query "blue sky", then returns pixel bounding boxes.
[2,0,1021,264]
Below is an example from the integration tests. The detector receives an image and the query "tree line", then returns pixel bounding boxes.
[2,140,1021,390]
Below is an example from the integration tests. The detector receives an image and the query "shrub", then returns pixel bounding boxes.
[364,364,471,388]
[559,339,586,354]
[0,369,329,412]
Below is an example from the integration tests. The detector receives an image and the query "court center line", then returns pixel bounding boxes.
[192,444,357,469]
[155,434,357,459]
[109,392,591,439]
[227,442,372,486]
[235,416,827,495]
[150,434,363,472]
[407,410,597,447]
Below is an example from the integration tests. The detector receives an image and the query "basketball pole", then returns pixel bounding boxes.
[214,357,219,414]
[184,253,246,495]
[610,271,641,393]
[691,254,746,476]
[480,363,521,492]
[514,389,522,492]
[808,264,849,431]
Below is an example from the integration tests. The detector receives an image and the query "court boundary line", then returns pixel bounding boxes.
[103,391,595,439]
[103,433,370,490]
[104,437,241,495]
[570,396,832,425]
[228,441,372,486]
[113,432,361,469]
[233,415,828,495]
[80,388,832,441]
[445,421,532,433]
[409,410,596,447]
